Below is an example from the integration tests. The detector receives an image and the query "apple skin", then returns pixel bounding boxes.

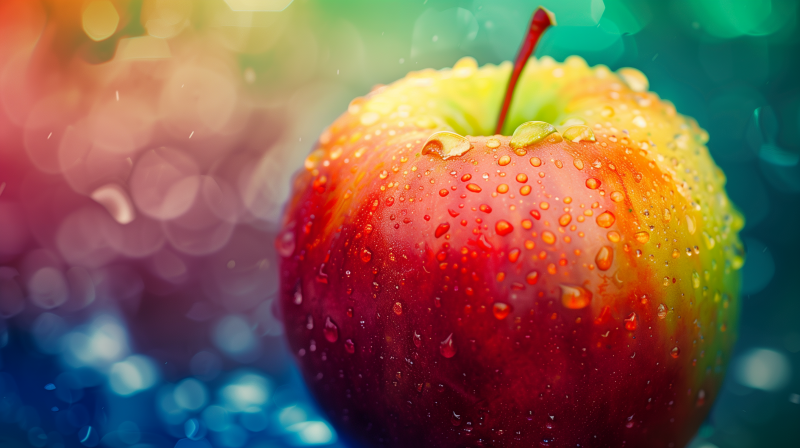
[278,57,743,447]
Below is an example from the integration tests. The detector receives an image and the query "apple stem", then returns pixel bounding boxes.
[495,7,555,135]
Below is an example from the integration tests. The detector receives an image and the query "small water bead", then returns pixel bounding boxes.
[526,270,540,285]
[344,339,355,354]
[530,157,542,167]
[486,138,500,149]
[670,347,680,358]
[451,412,462,427]
[560,284,592,309]
[541,231,556,245]
[573,159,584,170]
[596,211,615,228]
[466,183,482,193]
[497,184,509,194]
[663,209,671,222]
[657,304,667,319]
[624,312,637,331]
[435,223,450,238]
[422,131,472,159]
[508,248,521,263]
[275,230,296,257]
[510,121,557,149]
[498,155,511,166]
[672,249,680,258]
[361,248,372,262]
[530,210,541,220]
[558,214,572,227]
[440,333,457,358]
[692,271,701,288]
[413,331,422,348]
[520,185,532,195]
[439,189,449,197]
[540,201,550,210]
[493,303,511,320]
[686,215,696,234]
[324,317,339,343]
[495,220,514,236]
[585,178,601,189]
[610,191,625,202]
[379,170,389,179]
[478,204,492,214]
[595,246,614,271]
[634,231,650,244]
[393,302,403,315]
[563,125,596,143]
[607,231,620,242]
[461,173,472,182]
[516,173,528,183]
[554,160,564,169]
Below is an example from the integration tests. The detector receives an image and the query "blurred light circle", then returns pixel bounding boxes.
[159,66,237,137]
[58,123,136,196]
[174,378,208,411]
[741,238,775,295]
[287,421,336,445]
[150,249,188,283]
[157,385,187,425]
[100,214,166,259]
[202,405,231,432]
[65,267,96,311]
[0,275,25,318]
[56,207,118,269]
[190,351,222,382]
[64,316,128,367]
[54,371,84,404]
[278,405,307,428]
[31,312,67,354]
[117,421,141,445]
[109,355,159,396]
[28,267,69,309]
[215,424,247,448]
[82,0,119,42]
[23,93,79,174]
[142,0,192,39]
[0,201,30,260]
[212,316,258,360]
[239,408,268,432]
[27,427,47,447]
[90,183,136,225]
[88,98,155,155]
[220,371,270,412]
[734,348,792,391]
[130,148,200,221]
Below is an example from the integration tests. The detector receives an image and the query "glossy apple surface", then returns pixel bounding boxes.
[277,56,743,447]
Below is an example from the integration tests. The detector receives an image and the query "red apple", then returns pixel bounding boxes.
[278,8,743,448]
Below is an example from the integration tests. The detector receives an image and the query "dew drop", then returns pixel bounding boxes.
[493,302,511,320]
[541,231,556,245]
[563,125,596,143]
[466,183,482,193]
[439,189,449,197]
[526,270,540,285]
[344,339,355,354]
[393,302,403,315]
[275,230,296,258]
[422,131,472,159]
[495,220,514,236]
[413,331,422,348]
[516,173,528,183]
[435,223,450,238]
[451,411,462,426]
[530,157,542,167]
[479,204,492,213]
[560,285,592,309]
[585,178,601,189]
[624,312,637,331]
[324,317,339,343]
[558,214,572,227]
[440,333,457,358]
[670,347,680,358]
[596,211,616,228]
[692,271,701,289]
[634,231,650,244]
[361,248,372,263]
[486,139,500,149]
[498,155,511,166]
[657,304,667,319]
[510,121,557,149]
[461,173,472,182]
[595,246,614,271]
[610,191,625,202]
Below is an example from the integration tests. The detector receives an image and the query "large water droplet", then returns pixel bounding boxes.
[422,131,472,159]
[510,121,557,149]
[595,246,613,271]
[563,125,596,143]
[495,220,514,236]
[560,285,592,309]
[324,316,339,343]
[634,231,650,244]
[440,333,457,358]
[435,223,450,238]
[526,270,540,285]
[585,178,601,189]
[657,304,667,319]
[596,211,615,228]
[361,248,372,263]
[493,302,511,320]
[670,347,680,358]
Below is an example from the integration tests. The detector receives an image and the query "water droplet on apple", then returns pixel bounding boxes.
[560,285,592,309]
[563,125,596,143]
[634,231,650,244]
[542,231,556,245]
[618,67,649,92]
[393,302,403,315]
[344,339,355,354]
[413,331,422,348]
[435,223,450,238]
[451,411,462,426]
[324,316,339,343]
[510,121,557,149]
[558,214,572,227]
[361,248,372,263]
[275,229,296,257]
[439,189,449,197]
[498,155,511,166]
[526,270,539,285]
[466,183,482,193]
[595,246,613,271]
[670,347,680,358]
[658,304,667,319]
[440,333,457,358]
[493,302,511,320]
[624,312,637,331]
[479,204,492,213]
[596,211,615,228]
[422,131,472,159]
[585,178,601,189]
[610,191,625,202]
[495,220,513,236]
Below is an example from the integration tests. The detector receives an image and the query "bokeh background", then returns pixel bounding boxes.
[0,0,798,447]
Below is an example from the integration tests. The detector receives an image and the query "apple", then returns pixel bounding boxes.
[278,8,743,448]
